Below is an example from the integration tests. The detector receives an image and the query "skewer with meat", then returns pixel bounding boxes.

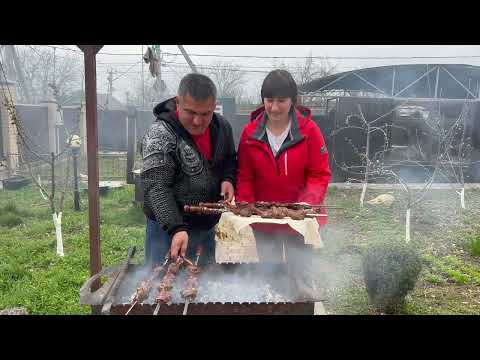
[225,201,254,217]
[252,206,272,218]
[198,202,226,209]
[185,201,325,220]
[153,257,184,315]
[195,200,339,212]
[184,205,226,215]
[254,201,338,210]
[125,257,169,315]
[287,208,308,220]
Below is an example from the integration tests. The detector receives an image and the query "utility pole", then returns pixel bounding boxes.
[177,45,198,73]
[53,47,56,90]
[141,45,145,108]
[106,68,114,109]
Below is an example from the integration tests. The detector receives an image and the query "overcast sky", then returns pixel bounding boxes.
[63,45,480,103]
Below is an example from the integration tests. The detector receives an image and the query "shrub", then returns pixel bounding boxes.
[465,235,480,257]
[3,201,19,213]
[362,239,422,314]
[0,213,23,228]
[2,201,32,218]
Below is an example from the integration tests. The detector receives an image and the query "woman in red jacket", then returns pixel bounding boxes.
[236,69,331,299]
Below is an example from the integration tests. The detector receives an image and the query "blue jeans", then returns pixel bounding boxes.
[145,218,216,267]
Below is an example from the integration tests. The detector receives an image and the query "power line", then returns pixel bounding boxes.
[38,45,480,61]
[42,45,83,55]
[162,52,480,60]
[96,60,276,70]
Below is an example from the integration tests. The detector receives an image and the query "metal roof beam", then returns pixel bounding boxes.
[394,66,438,97]
[441,65,477,99]
[352,71,388,96]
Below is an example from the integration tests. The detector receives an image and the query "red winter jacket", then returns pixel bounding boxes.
[236,105,331,232]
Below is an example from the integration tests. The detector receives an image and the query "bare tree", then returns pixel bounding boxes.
[331,101,409,207]
[206,61,247,99]
[2,92,72,256]
[273,52,337,87]
[433,101,475,209]
[331,100,457,243]
[129,73,180,108]
[14,46,83,104]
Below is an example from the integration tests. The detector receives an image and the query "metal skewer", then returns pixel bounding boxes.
[182,246,202,316]
[153,302,161,315]
[124,253,170,316]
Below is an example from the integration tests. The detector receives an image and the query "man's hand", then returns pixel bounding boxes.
[220,181,235,202]
[170,231,188,259]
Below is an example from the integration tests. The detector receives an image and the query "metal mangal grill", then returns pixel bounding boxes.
[109,302,314,315]
[80,252,316,315]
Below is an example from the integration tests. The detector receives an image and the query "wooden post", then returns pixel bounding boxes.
[77,45,104,293]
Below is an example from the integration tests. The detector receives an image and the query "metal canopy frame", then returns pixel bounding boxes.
[301,64,480,101]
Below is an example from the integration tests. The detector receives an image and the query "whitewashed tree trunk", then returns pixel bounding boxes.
[460,188,465,209]
[360,182,367,207]
[405,208,411,243]
[52,212,64,257]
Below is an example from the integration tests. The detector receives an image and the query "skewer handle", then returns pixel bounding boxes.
[183,257,194,266]
[125,300,137,315]
[194,245,203,266]
[153,303,161,315]
[163,254,170,265]
[182,301,189,315]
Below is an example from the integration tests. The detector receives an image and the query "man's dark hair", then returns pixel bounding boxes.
[261,69,298,105]
[178,73,217,101]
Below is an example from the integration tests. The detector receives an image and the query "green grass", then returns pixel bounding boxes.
[325,286,370,315]
[422,253,480,285]
[3,201,20,213]
[322,188,480,315]
[0,184,145,314]
[423,272,444,285]
[0,213,24,228]
[2,185,480,314]
[0,200,37,228]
